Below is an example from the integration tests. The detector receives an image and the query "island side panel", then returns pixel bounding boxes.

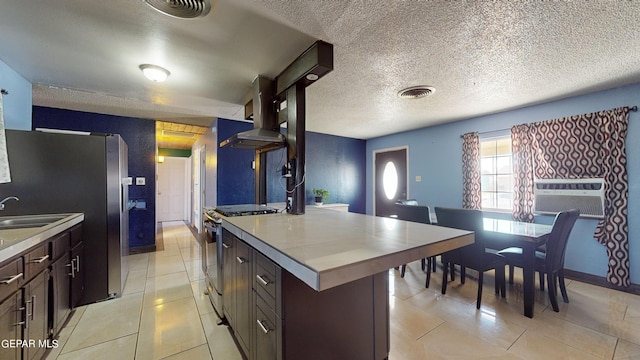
[281,270,389,360]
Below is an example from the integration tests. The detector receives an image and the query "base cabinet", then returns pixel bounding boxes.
[0,291,22,360]
[0,222,83,360]
[50,252,70,337]
[222,227,388,360]
[23,270,50,360]
[69,242,84,308]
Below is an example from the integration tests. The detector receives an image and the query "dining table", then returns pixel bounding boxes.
[482,218,554,318]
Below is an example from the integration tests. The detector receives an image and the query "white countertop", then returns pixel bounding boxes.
[222,207,473,291]
[0,213,84,262]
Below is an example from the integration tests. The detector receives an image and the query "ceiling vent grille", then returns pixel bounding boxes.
[398,86,435,99]
[144,0,212,19]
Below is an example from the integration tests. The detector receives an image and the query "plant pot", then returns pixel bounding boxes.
[314,196,323,205]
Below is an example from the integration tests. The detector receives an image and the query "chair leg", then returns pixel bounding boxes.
[508,265,514,284]
[425,264,431,288]
[421,258,426,271]
[441,262,449,295]
[476,271,484,309]
[432,256,437,272]
[558,269,569,303]
[450,263,455,281]
[460,266,466,284]
[495,265,506,298]
[539,271,545,291]
[547,272,559,312]
[400,264,406,278]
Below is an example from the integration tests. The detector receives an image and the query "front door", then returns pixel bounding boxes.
[374,147,408,217]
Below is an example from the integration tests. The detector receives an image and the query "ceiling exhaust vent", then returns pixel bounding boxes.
[144,0,212,19]
[398,86,435,99]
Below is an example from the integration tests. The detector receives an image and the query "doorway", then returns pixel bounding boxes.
[373,147,408,217]
[157,157,189,222]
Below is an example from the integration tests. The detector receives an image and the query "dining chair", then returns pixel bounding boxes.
[394,203,435,287]
[497,209,580,312]
[434,207,506,309]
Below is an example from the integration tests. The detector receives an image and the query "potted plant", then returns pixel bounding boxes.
[312,188,329,205]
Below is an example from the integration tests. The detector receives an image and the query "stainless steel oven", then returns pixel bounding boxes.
[203,210,224,322]
[203,205,279,324]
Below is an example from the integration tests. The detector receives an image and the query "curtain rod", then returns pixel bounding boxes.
[460,105,638,138]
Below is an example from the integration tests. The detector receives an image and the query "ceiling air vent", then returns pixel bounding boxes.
[397,86,435,99]
[144,0,212,19]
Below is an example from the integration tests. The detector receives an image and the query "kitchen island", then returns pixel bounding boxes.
[220,207,473,360]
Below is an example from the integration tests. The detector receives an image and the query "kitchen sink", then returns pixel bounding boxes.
[0,214,69,230]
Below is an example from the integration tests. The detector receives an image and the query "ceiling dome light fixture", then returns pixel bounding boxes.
[397,85,436,99]
[139,64,170,82]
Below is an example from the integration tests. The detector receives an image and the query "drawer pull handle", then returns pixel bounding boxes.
[222,243,231,249]
[67,259,76,278]
[75,255,80,273]
[257,319,271,334]
[256,274,271,286]
[0,273,22,285]
[236,256,246,264]
[30,255,50,264]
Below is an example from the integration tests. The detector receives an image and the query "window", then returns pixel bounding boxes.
[480,136,513,211]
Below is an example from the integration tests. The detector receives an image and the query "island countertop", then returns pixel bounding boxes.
[221,207,473,291]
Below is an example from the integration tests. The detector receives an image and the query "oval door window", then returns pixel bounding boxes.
[383,161,398,200]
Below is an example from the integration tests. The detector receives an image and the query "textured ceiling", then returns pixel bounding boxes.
[1,1,639,141]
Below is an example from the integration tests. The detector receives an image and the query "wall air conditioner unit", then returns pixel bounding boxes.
[533,178,605,219]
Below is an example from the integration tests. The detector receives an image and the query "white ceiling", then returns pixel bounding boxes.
[1,1,639,140]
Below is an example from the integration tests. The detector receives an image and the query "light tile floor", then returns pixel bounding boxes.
[45,221,640,359]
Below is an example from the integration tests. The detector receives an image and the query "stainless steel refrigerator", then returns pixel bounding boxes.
[1,129,129,305]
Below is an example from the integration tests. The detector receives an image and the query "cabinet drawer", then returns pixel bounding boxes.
[50,231,71,261]
[255,292,278,333]
[255,296,278,360]
[70,224,83,248]
[255,264,276,308]
[0,258,23,298]
[24,243,50,282]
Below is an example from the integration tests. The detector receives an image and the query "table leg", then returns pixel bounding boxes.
[522,243,536,318]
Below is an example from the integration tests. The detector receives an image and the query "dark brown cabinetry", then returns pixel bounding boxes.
[222,227,389,360]
[0,259,23,360]
[23,270,49,360]
[234,239,252,357]
[0,222,83,360]
[253,251,282,360]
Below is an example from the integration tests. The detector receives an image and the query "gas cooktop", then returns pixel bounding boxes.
[213,204,279,217]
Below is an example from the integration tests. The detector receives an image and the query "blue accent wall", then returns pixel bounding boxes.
[214,119,366,214]
[216,119,255,205]
[0,59,32,130]
[366,82,640,285]
[304,131,366,214]
[32,106,157,249]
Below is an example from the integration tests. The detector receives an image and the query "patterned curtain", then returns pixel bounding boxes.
[511,107,630,287]
[461,132,481,209]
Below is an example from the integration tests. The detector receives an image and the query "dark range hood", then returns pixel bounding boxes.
[220,41,333,214]
[219,75,283,153]
[218,128,284,152]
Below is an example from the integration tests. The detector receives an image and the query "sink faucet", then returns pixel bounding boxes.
[0,196,19,210]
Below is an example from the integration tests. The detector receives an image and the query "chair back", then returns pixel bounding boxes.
[545,209,580,273]
[434,207,486,264]
[394,204,431,224]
